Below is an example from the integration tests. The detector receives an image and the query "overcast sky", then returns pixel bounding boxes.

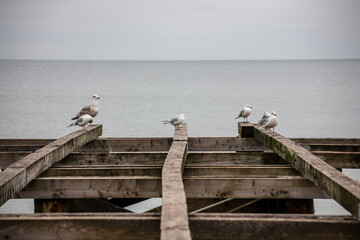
[0,0,359,60]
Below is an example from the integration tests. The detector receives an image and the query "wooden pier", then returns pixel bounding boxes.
[0,123,360,239]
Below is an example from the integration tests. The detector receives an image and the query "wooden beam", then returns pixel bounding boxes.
[0,213,161,240]
[0,151,32,169]
[76,137,173,152]
[237,122,255,138]
[190,213,360,240]
[0,125,102,207]
[35,199,132,213]
[291,138,360,145]
[309,144,360,152]
[312,151,360,168]
[57,152,167,167]
[188,137,266,151]
[161,123,191,240]
[1,213,359,240]
[18,176,328,199]
[40,165,297,178]
[249,123,360,219]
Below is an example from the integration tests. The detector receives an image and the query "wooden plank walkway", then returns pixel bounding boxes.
[239,122,360,220]
[0,125,102,206]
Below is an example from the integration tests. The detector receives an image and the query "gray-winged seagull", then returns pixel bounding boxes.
[235,105,252,122]
[162,114,185,130]
[68,114,93,131]
[71,94,100,125]
[258,111,278,132]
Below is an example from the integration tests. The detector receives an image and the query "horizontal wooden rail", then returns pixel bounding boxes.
[0,213,359,240]
[0,125,102,206]
[17,176,328,199]
[240,123,360,219]
[40,165,298,178]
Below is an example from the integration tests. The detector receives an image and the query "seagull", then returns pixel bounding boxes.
[162,114,185,130]
[235,105,252,122]
[68,114,93,131]
[257,112,271,125]
[258,111,278,132]
[71,94,100,125]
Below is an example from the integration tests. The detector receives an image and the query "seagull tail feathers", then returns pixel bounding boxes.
[235,116,240,119]
[162,120,170,124]
[71,117,78,121]
[67,123,74,128]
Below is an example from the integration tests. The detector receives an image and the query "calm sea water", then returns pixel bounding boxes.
[0,60,359,214]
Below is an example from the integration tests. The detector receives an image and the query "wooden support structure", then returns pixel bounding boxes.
[1,122,360,239]
[238,122,360,220]
[0,125,102,206]
[161,123,191,240]
[1,213,359,240]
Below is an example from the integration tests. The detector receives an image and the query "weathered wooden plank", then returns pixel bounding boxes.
[40,165,297,178]
[188,137,266,151]
[187,152,285,166]
[3,150,358,170]
[309,144,360,152]
[17,176,328,199]
[291,138,360,145]
[0,139,54,145]
[40,166,163,177]
[1,213,359,240]
[0,151,32,169]
[35,199,132,213]
[190,213,360,240]
[312,151,360,168]
[0,213,161,240]
[250,123,360,219]
[76,138,173,152]
[183,166,298,177]
[57,152,167,166]
[0,125,102,206]
[161,123,191,240]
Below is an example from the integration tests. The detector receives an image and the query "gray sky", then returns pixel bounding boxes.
[0,0,359,60]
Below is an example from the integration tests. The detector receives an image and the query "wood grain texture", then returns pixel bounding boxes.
[0,125,102,206]
[161,123,191,240]
[252,124,360,219]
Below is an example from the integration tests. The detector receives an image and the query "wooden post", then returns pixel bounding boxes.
[238,122,254,138]
[249,123,360,220]
[0,125,102,206]
[161,123,191,240]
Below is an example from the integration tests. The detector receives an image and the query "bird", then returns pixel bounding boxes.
[258,111,278,132]
[71,94,100,125]
[257,112,271,125]
[235,105,252,122]
[162,114,185,130]
[68,114,93,131]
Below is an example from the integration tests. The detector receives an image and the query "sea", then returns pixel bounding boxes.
[0,59,359,215]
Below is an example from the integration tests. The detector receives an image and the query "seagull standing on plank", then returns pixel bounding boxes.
[162,114,185,130]
[235,105,252,122]
[71,95,100,125]
[68,114,93,131]
[258,111,278,132]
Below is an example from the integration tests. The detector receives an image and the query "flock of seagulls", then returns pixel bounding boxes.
[67,96,277,133]
[236,105,278,132]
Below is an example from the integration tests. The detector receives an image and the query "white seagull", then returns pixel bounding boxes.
[68,114,93,131]
[258,111,278,132]
[71,94,100,125]
[162,114,185,130]
[235,105,252,122]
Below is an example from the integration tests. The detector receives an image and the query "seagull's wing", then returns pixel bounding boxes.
[235,109,245,119]
[72,104,91,120]
[258,112,270,125]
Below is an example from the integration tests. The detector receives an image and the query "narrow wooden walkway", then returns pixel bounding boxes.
[1,122,360,239]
